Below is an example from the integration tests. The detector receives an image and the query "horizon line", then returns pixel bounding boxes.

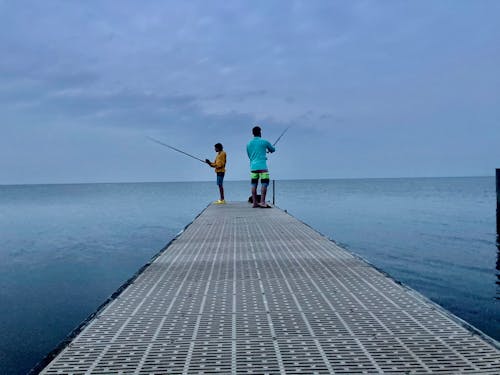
[0,175,494,187]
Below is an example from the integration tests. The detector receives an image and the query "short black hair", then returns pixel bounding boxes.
[252,126,261,137]
[214,143,223,151]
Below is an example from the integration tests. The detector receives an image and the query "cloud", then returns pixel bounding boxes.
[1,1,500,183]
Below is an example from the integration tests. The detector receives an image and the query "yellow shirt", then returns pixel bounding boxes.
[210,151,226,173]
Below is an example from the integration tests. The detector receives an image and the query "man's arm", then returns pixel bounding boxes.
[213,153,225,169]
[219,152,226,168]
[266,141,276,153]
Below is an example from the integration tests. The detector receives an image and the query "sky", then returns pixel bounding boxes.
[1,0,499,184]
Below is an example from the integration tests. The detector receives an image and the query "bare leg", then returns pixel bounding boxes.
[219,185,224,201]
[251,186,258,207]
[260,185,267,206]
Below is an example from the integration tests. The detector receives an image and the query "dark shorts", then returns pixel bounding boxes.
[216,172,225,186]
[250,170,270,187]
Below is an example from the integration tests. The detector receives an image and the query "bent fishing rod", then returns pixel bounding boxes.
[147,136,206,163]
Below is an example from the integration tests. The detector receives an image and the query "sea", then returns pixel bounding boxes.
[1,177,499,374]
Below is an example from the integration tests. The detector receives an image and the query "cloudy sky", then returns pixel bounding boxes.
[1,0,499,184]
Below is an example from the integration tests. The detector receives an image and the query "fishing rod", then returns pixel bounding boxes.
[272,126,291,146]
[147,136,206,163]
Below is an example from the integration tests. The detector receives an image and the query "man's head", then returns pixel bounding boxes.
[214,143,223,152]
[252,126,261,137]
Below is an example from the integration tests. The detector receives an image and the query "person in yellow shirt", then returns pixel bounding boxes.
[205,143,227,204]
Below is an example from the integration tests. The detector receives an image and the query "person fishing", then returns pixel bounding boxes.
[247,126,275,208]
[205,143,227,204]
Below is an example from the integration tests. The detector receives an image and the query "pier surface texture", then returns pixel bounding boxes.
[41,202,500,374]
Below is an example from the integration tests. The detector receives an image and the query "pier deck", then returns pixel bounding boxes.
[41,202,500,374]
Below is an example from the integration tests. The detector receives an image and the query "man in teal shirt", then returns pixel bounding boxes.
[246,126,275,208]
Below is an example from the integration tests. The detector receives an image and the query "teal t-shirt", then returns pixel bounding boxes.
[246,137,275,171]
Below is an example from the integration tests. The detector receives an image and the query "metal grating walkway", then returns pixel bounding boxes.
[41,202,500,374]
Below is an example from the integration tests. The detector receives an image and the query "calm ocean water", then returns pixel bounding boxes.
[1,177,499,374]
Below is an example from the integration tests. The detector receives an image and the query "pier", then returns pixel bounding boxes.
[40,202,500,374]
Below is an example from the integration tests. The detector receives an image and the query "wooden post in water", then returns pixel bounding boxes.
[272,179,275,205]
[497,169,500,236]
